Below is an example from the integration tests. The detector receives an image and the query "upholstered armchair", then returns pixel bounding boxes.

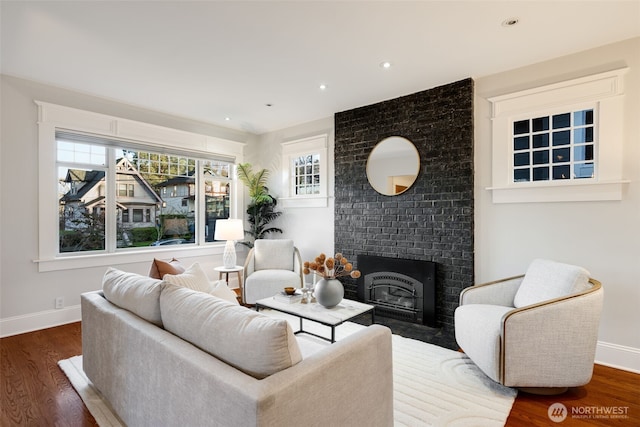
[454,259,603,394]
[243,239,304,304]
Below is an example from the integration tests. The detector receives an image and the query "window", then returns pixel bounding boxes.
[281,134,329,208]
[118,183,134,197]
[512,108,595,183]
[56,138,233,253]
[487,68,628,203]
[38,101,245,271]
[294,154,321,195]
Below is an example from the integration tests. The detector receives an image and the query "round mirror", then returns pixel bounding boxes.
[366,136,420,195]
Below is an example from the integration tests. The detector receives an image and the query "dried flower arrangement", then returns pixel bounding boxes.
[303,253,361,280]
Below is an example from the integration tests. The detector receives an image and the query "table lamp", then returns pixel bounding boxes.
[214,219,244,268]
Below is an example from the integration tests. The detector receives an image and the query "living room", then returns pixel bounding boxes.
[1,1,639,425]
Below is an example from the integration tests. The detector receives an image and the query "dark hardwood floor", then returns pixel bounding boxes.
[1,323,96,427]
[1,322,638,426]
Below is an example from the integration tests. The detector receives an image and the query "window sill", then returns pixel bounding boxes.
[487,180,630,203]
[34,244,227,272]
[279,196,329,208]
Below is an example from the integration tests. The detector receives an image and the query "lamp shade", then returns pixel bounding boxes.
[214,219,244,241]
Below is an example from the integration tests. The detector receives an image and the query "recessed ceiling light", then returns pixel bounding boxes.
[224,117,231,121]
[319,84,327,91]
[380,61,392,69]
[502,17,519,27]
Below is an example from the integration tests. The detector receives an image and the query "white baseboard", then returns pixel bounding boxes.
[0,305,81,338]
[595,341,640,374]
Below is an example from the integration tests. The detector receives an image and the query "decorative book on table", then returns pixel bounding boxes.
[274,292,303,304]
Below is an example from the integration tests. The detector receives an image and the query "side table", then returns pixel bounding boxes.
[214,266,244,303]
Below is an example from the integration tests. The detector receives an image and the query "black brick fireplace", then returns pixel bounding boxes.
[334,78,474,331]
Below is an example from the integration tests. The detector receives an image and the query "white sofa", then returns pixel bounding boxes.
[81,267,393,427]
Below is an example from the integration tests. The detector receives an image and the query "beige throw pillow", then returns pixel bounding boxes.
[207,280,240,305]
[163,263,210,293]
[513,259,591,308]
[254,239,294,271]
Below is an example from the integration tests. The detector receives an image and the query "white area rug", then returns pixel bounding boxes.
[58,356,124,427]
[59,315,516,427]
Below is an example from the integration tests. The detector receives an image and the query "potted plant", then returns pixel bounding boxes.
[236,163,282,247]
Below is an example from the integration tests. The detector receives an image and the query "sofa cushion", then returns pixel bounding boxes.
[163,263,210,293]
[513,259,591,308]
[160,284,302,379]
[102,267,163,327]
[149,257,185,279]
[245,269,301,289]
[205,280,240,305]
[254,239,294,271]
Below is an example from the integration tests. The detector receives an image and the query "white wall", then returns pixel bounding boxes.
[0,75,253,336]
[475,37,640,372]
[246,117,335,284]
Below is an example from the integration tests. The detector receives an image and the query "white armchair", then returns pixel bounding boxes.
[454,259,603,394]
[243,239,304,304]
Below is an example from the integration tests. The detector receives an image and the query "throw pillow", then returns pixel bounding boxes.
[149,258,185,279]
[102,267,164,326]
[160,283,302,379]
[513,259,591,308]
[254,239,294,271]
[207,280,240,305]
[163,262,210,293]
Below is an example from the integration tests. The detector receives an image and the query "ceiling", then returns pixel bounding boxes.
[2,1,639,135]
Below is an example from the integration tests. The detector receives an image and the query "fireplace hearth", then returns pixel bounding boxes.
[357,255,437,327]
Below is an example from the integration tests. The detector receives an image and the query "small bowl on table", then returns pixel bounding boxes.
[284,287,296,295]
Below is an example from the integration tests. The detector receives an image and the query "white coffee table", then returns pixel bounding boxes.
[255,297,375,343]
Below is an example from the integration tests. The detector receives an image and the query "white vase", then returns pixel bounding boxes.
[314,278,344,308]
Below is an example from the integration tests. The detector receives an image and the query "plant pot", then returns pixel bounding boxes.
[314,278,344,308]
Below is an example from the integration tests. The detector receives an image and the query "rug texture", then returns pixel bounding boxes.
[59,317,516,427]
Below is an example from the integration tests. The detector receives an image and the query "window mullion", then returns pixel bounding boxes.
[196,161,205,245]
[105,148,117,253]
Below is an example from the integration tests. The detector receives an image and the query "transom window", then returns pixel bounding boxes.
[512,108,595,183]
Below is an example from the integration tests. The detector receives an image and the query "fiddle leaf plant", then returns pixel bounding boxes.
[236,163,283,247]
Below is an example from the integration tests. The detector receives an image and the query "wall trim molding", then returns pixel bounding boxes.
[595,340,640,374]
[0,305,81,338]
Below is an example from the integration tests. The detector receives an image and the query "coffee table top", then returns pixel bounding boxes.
[255,297,374,327]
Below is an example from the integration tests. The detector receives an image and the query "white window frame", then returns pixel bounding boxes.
[36,101,245,272]
[280,134,328,208]
[487,68,629,203]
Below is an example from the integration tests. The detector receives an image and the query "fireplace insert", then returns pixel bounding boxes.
[357,255,437,327]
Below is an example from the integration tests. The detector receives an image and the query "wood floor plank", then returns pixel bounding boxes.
[2,322,639,426]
